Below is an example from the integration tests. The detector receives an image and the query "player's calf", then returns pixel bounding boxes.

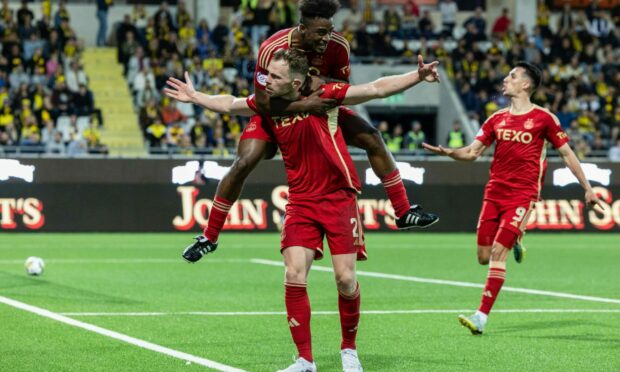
[182,235,218,263]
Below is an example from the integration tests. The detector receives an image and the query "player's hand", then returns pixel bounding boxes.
[164,71,197,103]
[422,142,452,156]
[417,55,440,83]
[301,75,326,96]
[303,89,337,115]
[585,188,605,213]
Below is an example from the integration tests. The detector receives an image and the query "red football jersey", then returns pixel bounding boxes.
[246,83,361,200]
[475,105,570,202]
[254,28,351,90]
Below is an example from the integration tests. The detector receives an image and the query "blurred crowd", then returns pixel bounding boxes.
[115,0,620,160]
[344,0,619,159]
[117,0,297,155]
[0,0,106,155]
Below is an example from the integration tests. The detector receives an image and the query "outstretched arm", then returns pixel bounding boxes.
[556,143,604,210]
[422,140,487,161]
[254,81,337,116]
[164,72,255,116]
[341,55,440,105]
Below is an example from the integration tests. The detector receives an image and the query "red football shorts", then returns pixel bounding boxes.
[477,199,535,248]
[281,189,367,261]
[240,107,357,143]
[240,114,274,142]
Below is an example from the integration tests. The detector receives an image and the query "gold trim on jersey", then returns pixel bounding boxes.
[519,201,536,232]
[533,105,562,126]
[483,107,509,125]
[326,107,359,193]
[259,33,290,70]
[331,33,350,58]
[536,140,547,200]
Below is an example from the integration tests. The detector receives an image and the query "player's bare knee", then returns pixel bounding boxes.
[285,268,306,285]
[477,255,490,265]
[360,129,384,154]
[229,155,259,179]
[334,271,355,291]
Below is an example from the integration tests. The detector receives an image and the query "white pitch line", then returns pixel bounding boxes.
[59,309,620,317]
[251,259,620,305]
[0,258,248,264]
[0,296,246,372]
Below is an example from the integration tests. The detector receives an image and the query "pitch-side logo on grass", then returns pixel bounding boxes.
[0,159,45,229]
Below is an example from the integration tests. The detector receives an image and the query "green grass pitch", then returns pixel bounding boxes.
[1,233,619,371]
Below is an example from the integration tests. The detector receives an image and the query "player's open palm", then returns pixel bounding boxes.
[417,54,440,83]
[164,72,196,103]
[422,142,451,156]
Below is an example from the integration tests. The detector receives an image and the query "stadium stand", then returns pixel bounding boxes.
[0,0,107,155]
[110,0,619,159]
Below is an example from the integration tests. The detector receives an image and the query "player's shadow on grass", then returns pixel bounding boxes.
[519,333,620,344]
[330,353,468,371]
[495,319,618,334]
[0,271,141,305]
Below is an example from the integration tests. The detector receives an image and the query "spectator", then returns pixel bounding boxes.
[175,0,191,29]
[116,15,138,64]
[154,1,174,35]
[161,99,187,127]
[463,6,486,37]
[492,7,511,36]
[16,0,34,27]
[438,0,457,38]
[447,120,465,148]
[82,119,108,154]
[378,120,391,144]
[50,79,74,120]
[96,0,112,46]
[146,119,167,148]
[418,10,435,39]
[67,138,88,156]
[54,0,70,28]
[609,139,620,161]
[46,130,66,154]
[405,121,425,151]
[74,84,103,126]
[65,61,88,93]
[211,16,231,55]
[557,3,574,34]
[383,5,401,37]
[387,124,404,152]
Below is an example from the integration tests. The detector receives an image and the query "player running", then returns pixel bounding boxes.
[423,61,604,335]
[165,50,440,371]
[193,0,439,255]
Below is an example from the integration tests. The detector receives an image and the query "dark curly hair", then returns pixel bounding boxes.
[299,0,340,22]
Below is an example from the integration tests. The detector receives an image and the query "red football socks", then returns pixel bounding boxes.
[478,266,506,315]
[381,170,410,218]
[203,196,232,242]
[338,282,360,350]
[285,283,313,362]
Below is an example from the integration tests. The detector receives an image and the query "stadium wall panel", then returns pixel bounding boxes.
[1,159,619,232]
